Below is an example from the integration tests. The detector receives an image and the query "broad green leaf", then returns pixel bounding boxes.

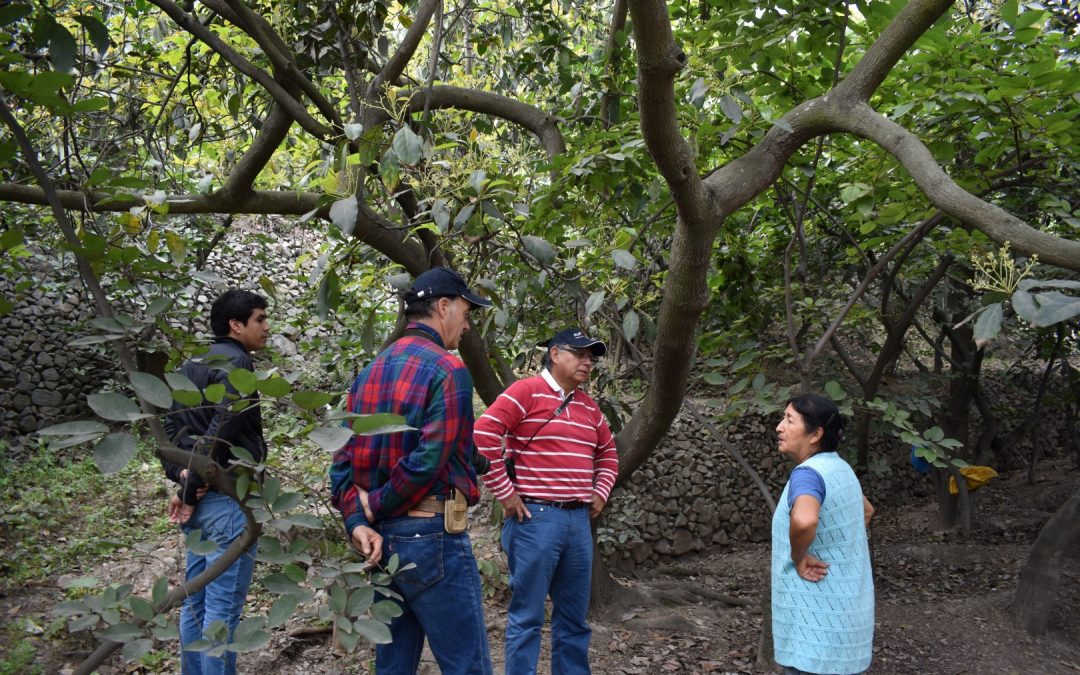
[49,23,77,73]
[268,595,298,628]
[824,380,847,401]
[344,123,363,140]
[204,383,227,403]
[611,249,637,270]
[719,94,743,123]
[329,196,358,235]
[309,425,354,452]
[228,368,257,395]
[431,199,451,232]
[347,586,374,616]
[585,291,605,316]
[925,426,945,442]
[469,169,487,195]
[350,413,412,436]
[1011,290,1038,324]
[261,573,303,595]
[87,392,148,422]
[122,638,154,663]
[622,310,640,341]
[130,372,173,408]
[146,296,173,315]
[973,303,1003,341]
[37,420,108,436]
[0,4,32,26]
[166,372,199,392]
[316,270,341,320]
[293,390,335,410]
[272,492,304,513]
[101,622,143,642]
[354,618,393,644]
[256,377,291,398]
[454,203,476,229]
[840,183,871,204]
[128,597,154,622]
[172,390,202,407]
[369,599,404,623]
[392,126,423,165]
[1034,298,1080,327]
[93,433,137,474]
[522,236,557,265]
[185,530,220,556]
[1001,0,1018,27]
[151,576,169,607]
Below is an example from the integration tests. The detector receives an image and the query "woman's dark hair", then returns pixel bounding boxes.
[210,290,267,338]
[787,393,846,452]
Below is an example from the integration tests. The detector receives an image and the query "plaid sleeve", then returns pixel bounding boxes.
[367,361,472,518]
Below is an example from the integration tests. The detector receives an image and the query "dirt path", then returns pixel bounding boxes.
[4,461,1079,674]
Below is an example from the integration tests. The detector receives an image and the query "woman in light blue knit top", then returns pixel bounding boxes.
[772,394,875,675]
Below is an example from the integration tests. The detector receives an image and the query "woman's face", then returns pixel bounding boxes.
[776,403,822,462]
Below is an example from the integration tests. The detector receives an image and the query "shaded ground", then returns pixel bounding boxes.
[3,459,1079,674]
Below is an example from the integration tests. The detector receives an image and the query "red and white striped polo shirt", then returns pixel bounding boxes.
[474,369,618,503]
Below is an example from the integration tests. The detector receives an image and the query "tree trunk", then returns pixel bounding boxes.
[1010,488,1080,635]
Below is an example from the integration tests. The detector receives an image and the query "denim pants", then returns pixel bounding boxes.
[375,514,493,675]
[502,505,593,675]
[179,492,257,675]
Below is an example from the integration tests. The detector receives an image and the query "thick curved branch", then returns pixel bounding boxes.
[836,103,1080,271]
[401,85,566,158]
[0,183,323,214]
[366,0,440,104]
[627,0,710,232]
[833,0,954,102]
[222,102,294,196]
[213,0,344,132]
[148,0,333,140]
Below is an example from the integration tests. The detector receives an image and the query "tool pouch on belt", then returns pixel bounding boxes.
[444,489,468,534]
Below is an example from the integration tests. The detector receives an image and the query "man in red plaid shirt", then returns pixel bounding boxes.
[330,267,494,674]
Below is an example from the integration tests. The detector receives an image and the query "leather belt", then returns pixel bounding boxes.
[522,497,587,510]
[406,496,446,517]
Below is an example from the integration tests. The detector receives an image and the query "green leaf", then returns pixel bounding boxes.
[329,196,358,235]
[349,413,413,436]
[0,227,24,250]
[973,303,1003,341]
[49,23,77,73]
[267,595,298,628]
[93,433,137,474]
[622,310,639,341]
[261,573,304,595]
[585,291,605,316]
[392,126,423,165]
[87,392,148,422]
[0,4,32,26]
[840,183,871,204]
[354,618,393,644]
[1011,290,1038,324]
[272,492,304,513]
[256,376,291,398]
[101,622,143,642]
[227,368,257,396]
[121,637,153,663]
[522,236,557,265]
[924,426,945,443]
[431,199,451,232]
[369,599,404,623]
[719,94,743,124]
[453,203,476,229]
[203,383,226,403]
[236,472,251,500]
[166,372,199,392]
[316,269,341,320]
[128,597,154,622]
[1001,0,1018,27]
[293,391,335,410]
[469,169,487,195]
[130,372,173,408]
[309,425,354,452]
[347,586,374,616]
[344,123,363,141]
[37,420,108,436]
[151,576,169,607]
[75,14,111,54]
[172,389,202,407]
[611,249,637,270]
[824,380,847,401]
[1034,297,1080,327]
[185,530,220,556]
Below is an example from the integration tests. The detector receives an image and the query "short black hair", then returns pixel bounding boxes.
[787,393,846,452]
[404,295,441,320]
[210,289,267,338]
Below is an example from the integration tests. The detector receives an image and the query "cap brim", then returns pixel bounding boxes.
[581,339,607,357]
[462,291,492,308]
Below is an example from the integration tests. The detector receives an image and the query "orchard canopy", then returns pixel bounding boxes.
[1,0,1078,476]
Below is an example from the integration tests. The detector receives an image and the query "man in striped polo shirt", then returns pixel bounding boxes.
[475,327,619,675]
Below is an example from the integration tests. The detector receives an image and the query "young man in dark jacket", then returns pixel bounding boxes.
[162,289,269,675]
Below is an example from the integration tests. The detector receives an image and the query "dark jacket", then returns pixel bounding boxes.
[161,338,267,505]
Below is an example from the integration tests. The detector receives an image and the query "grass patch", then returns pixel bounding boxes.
[0,440,170,589]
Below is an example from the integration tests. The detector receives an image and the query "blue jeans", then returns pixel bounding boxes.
[375,515,493,675]
[179,492,257,675]
[502,505,593,675]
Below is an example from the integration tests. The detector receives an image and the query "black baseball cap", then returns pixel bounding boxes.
[546,327,607,357]
[404,267,492,308]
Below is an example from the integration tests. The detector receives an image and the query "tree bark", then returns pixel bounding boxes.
[1010,488,1080,635]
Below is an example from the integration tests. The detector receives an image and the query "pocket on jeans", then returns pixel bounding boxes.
[387,532,444,595]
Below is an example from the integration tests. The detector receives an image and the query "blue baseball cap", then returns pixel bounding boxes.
[546,327,607,357]
[404,267,492,308]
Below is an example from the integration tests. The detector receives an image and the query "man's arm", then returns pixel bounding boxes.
[590,415,619,519]
[474,383,531,521]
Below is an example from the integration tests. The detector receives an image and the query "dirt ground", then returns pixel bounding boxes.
[3,458,1079,674]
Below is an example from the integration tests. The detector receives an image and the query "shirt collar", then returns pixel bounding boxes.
[540,368,570,398]
[405,321,446,348]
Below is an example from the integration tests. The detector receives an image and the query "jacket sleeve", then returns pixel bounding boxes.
[474,380,529,501]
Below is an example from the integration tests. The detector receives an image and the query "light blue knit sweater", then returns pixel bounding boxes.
[772,452,874,674]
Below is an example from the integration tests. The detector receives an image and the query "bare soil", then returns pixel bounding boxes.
[3,459,1078,674]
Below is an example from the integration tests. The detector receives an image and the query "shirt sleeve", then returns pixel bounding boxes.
[786,466,826,510]
[474,381,530,500]
[366,363,473,519]
[592,413,618,502]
